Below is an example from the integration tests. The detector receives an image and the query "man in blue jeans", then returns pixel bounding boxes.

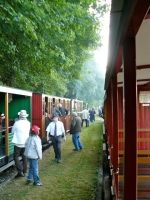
[70,112,83,151]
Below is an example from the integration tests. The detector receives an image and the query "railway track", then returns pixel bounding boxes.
[0,166,17,188]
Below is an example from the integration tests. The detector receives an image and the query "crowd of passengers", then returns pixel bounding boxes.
[0,103,69,131]
[0,104,101,187]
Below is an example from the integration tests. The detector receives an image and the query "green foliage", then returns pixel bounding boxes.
[0,0,109,95]
[64,53,105,107]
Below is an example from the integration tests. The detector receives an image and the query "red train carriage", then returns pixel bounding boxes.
[104,0,150,199]
[118,85,150,152]
[32,93,72,144]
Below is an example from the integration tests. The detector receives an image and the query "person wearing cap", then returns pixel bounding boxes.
[11,110,30,178]
[24,125,43,186]
[70,112,83,151]
[46,114,66,163]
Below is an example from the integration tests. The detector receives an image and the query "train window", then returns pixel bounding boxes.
[45,97,48,114]
[139,91,150,103]
[48,98,51,114]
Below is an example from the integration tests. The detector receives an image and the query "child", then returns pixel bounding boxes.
[24,125,43,186]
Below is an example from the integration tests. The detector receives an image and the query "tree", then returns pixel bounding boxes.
[0,0,109,95]
[65,53,105,107]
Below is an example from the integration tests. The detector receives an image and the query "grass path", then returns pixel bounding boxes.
[0,120,103,200]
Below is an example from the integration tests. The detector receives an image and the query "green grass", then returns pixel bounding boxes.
[0,120,103,200]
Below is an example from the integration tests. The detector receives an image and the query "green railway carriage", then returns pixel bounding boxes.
[0,86,32,172]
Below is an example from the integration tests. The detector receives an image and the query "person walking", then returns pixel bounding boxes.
[89,108,96,122]
[46,115,66,163]
[70,112,83,151]
[81,107,89,127]
[11,110,30,178]
[24,125,43,186]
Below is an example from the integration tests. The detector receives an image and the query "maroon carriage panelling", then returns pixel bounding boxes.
[118,87,124,150]
[32,93,42,118]
[138,88,150,128]
[118,86,150,151]
[118,87,123,129]
[107,85,113,146]
[137,87,150,150]
[32,93,43,138]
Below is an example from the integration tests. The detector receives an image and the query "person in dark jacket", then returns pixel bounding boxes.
[70,112,83,151]
[52,104,62,117]
[89,108,96,122]
[45,113,52,129]
[58,104,68,116]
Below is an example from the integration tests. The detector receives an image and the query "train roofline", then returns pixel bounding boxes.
[0,85,32,96]
[33,92,75,101]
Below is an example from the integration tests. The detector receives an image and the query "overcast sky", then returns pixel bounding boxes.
[94,1,110,75]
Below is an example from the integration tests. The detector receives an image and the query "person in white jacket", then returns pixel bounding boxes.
[11,110,30,178]
[78,107,89,127]
[24,125,43,186]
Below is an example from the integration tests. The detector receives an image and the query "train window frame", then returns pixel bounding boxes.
[139,91,150,103]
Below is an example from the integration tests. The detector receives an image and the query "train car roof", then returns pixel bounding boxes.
[0,85,32,96]
[105,0,137,90]
[71,99,83,102]
[105,0,150,89]
[33,92,71,101]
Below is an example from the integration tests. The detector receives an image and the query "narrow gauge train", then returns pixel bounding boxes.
[0,85,83,172]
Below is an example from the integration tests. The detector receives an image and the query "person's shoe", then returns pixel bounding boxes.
[15,172,25,178]
[33,182,43,186]
[57,159,61,163]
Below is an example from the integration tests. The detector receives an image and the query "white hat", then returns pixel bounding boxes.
[18,110,28,118]
[0,113,4,117]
